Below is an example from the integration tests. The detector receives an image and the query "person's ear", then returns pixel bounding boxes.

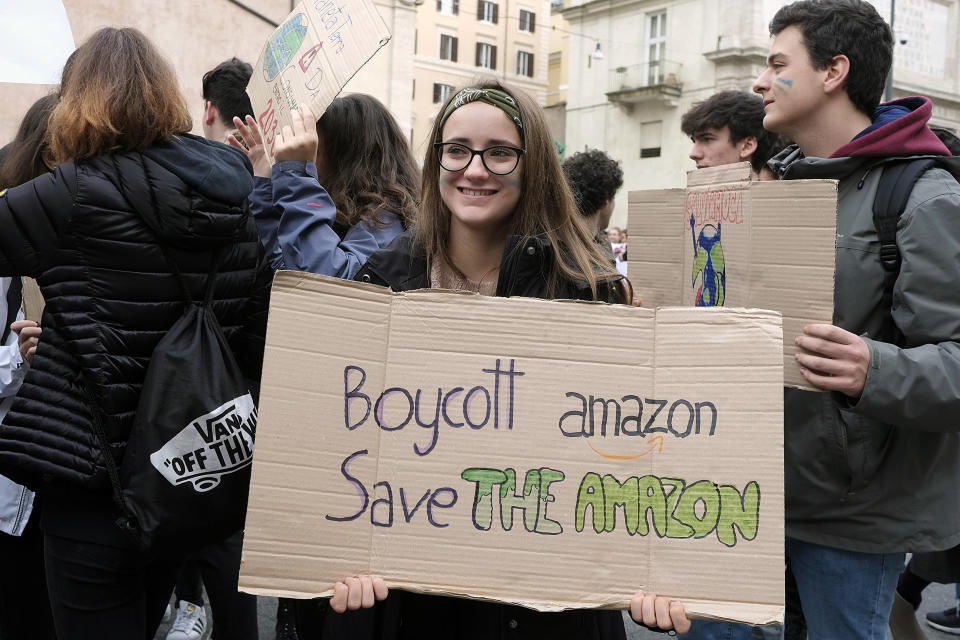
[738,136,758,161]
[204,100,219,127]
[823,54,851,95]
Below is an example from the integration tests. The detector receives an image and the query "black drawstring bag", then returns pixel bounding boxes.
[90,246,257,553]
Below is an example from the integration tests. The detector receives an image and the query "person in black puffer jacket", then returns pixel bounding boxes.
[0,28,271,638]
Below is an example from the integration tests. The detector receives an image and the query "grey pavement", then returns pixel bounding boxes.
[154,583,958,640]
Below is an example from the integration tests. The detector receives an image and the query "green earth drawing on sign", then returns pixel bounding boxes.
[264,14,308,81]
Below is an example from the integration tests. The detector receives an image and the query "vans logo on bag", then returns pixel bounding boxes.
[149,394,257,492]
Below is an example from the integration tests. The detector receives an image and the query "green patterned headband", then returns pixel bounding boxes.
[437,88,523,137]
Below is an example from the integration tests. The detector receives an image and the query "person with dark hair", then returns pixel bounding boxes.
[681,90,785,178]
[0,94,58,640]
[202,57,254,144]
[230,93,419,278]
[0,27,271,638]
[562,149,623,240]
[749,1,960,639]
[0,94,57,189]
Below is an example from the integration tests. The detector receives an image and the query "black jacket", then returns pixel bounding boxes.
[0,134,271,493]
[300,230,628,640]
[356,229,625,304]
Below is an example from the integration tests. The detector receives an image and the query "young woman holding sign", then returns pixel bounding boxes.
[298,80,690,638]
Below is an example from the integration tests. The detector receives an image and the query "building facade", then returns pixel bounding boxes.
[410,0,552,156]
[559,0,960,229]
[1,0,417,147]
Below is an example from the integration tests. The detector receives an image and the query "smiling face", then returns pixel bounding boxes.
[438,101,523,237]
[688,125,753,169]
[753,25,827,139]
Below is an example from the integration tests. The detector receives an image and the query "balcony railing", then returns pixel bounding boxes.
[607,60,683,106]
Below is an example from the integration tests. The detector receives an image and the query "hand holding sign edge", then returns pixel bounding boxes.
[330,575,388,613]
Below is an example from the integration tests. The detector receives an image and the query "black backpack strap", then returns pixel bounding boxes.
[154,244,227,307]
[872,158,937,342]
[2,277,23,345]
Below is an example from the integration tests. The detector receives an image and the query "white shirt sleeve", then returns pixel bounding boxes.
[0,279,27,399]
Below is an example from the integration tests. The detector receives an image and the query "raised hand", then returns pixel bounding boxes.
[273,105,319,165]
[229,115,271,178]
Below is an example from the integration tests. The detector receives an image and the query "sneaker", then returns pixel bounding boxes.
[927,601,960,635]
[166,600,207,640]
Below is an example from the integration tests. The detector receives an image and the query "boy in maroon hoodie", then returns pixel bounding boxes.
[745,1,960,639]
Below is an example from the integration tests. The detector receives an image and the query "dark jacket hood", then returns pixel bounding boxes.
[89,134,255,251]
[832,97,950,158]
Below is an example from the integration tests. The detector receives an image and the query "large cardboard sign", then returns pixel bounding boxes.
[629,163,837,389]
[240,272,786,625]
[246,0,391,163]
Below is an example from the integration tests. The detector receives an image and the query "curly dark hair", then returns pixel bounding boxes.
[561,149,624,218]
[770,0,893,117]
[681,91,787,174]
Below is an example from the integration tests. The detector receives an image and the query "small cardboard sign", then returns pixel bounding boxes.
[246,0,391,163]
[628,163,838,389]
[239,272,786,625]
[21,277,44,323]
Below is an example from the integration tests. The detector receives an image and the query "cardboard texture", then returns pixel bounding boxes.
[628,163,837,390]
[246,0,391,164]
[21,277,44,323]
[240,271,786,625]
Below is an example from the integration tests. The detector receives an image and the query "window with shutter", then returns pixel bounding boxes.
[440,34,458,61]
[516,51,534,77]
[476,42,495,69]
[433,83,453,104]
[518,9,535,32]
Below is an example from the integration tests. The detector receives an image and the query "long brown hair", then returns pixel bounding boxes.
[417,78,629,302]
[0,94,57,190]
[48,27,192,163]
[317,94,420,229]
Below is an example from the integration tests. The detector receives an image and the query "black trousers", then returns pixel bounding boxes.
[0,511,56,640]
[184,531,259,640]
[43,527,181,640]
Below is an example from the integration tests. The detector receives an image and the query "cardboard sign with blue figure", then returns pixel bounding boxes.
[690,214,725,306]
[628,162,838,389]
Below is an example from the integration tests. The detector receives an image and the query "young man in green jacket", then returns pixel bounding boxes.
[751,1,960,638]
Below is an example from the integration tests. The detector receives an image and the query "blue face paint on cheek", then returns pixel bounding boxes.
[775,77,794,91]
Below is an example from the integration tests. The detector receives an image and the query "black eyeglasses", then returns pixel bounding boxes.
[434,142,525,175]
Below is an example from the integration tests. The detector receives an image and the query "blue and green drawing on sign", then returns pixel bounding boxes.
[264,14,308,81]
[691,214,725,306]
